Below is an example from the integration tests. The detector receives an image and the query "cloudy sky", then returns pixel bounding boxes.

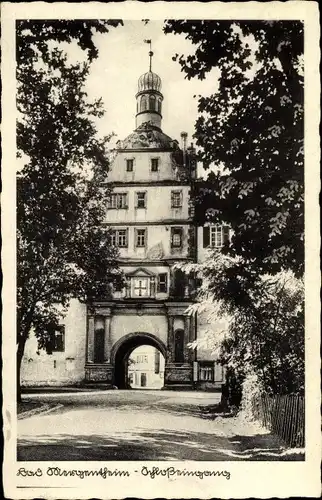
[82,20,220,148]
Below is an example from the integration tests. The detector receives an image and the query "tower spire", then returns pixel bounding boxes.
[136,41,163,129]
[144,39,153,71]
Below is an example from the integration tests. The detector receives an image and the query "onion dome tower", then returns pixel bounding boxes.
[135,41,163,129]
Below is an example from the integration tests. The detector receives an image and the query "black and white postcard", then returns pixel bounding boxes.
[1,1,320,498]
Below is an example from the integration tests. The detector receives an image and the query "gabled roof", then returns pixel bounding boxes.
[126,267,156,278]
[116,122,180,151]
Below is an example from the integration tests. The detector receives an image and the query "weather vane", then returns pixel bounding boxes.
[144,39,153,71]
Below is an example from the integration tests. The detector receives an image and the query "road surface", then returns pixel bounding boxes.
[17,390,302,461]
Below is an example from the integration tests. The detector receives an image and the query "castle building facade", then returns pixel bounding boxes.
[21,62,227,392]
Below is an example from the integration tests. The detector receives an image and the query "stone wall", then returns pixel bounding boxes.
[110,313,168,347]
[21,299,87,386]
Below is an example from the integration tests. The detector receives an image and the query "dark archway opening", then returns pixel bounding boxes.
[113,334,166,390]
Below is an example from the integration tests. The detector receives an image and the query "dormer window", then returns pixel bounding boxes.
[133,277,150,297]
[125,268,158,299]
[151,158,159,172]
[126,159,134,172]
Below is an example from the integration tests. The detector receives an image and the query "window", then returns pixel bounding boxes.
[149,95,156,111]
[141,373,147,387]
[151,158,159,172]
[171,227,183,248]
[136,192,146,209]
[126,159,134,172]
[108,193,128,209]
[199,363,214,382]
[173,269,186,298]
[110,229,128,247]
[157,273,168,293]
[211,226,224,248]
[203,225,230,248]
[171,190,182,208]
[133,277,149,297]
[128,276,155,298]
[52,326,65,352]
[126,269,157,299]
[137,355,148,363]
[141,95,148,112]
[135,228,146,247]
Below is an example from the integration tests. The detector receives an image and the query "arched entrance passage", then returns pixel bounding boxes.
[111,332,167,389]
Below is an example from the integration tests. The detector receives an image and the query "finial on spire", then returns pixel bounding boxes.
[144,39,153,71]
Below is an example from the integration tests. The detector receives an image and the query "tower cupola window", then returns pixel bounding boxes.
[140,95,148,112]
[149,95,156,111]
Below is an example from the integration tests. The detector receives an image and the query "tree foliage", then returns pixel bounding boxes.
[164,21,304,289]
[165,21,304,398]
[16,20,122,397]
[183,253,304,395]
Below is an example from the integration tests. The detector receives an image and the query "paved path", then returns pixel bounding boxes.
[17,390,302,461]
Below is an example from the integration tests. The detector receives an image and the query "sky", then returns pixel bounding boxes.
[80,20,221,148]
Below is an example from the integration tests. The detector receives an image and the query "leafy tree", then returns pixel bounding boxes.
[164,21,304,300]
[185,253,304,396]
[16,20,122,400]
[165,21,304,399]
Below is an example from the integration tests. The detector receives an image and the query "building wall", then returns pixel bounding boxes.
[110,225,190,260]
[108,151,181,183]
[128,345,165,389]
[105,185,190,224]
[194,309,227,389]
[20,93,227,390]
[21,300,87,386]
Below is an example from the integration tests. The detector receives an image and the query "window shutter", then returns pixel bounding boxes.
[178,228,183,246]
[125,228,129,247]
[223,226,230,244]
[164,272,168,292]
[170,227,174,246]
[203,226,210,247]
